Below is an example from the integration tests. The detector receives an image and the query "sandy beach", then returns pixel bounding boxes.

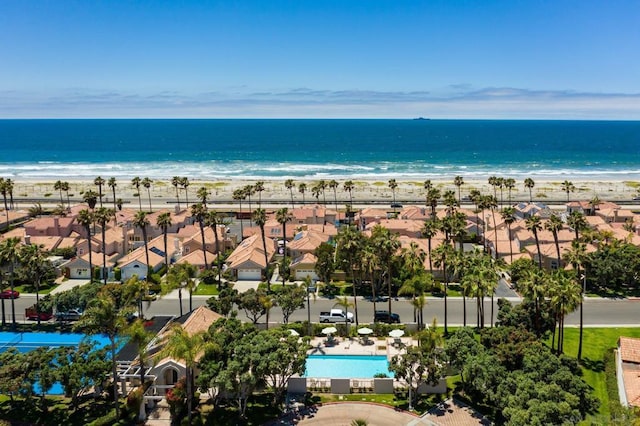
[5,177,640,210]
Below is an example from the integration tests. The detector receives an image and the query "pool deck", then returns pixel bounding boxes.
[307,336,413,359]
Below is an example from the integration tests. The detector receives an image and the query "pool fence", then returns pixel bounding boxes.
[288,377,446,395]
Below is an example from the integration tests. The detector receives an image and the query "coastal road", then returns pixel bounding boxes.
[7,295,639,328]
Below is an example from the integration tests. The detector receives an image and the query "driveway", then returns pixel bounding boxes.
[50,278,90,294]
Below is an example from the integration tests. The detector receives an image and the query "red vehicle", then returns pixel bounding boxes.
[0,290,19,299]
[25,305,53,321]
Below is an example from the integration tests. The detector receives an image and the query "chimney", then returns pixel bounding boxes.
[175,204,181,214]
[24,235,31,245]
[54,217,59,233]
[174,237,180,250]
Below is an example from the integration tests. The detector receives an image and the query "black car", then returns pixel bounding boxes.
[374,310,400,324]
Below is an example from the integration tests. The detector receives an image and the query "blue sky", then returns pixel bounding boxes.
[1,0,639,118]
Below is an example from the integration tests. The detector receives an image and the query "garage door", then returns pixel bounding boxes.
[238,269,261,280]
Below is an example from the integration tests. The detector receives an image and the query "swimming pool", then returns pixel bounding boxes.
[304,355,391,378]
[0,331,113,395]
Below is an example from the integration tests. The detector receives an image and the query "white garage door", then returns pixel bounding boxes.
[238,269,261,280]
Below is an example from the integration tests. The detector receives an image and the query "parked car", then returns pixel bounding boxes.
[374,310,401,324]
[55,308,83,321]
[0,290,19,299]
[319,309,354,323]
[390,202,403,208]
[25,304,53,321]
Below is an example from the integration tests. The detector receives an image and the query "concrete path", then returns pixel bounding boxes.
[49,278,90,294]
[294,402,426,426]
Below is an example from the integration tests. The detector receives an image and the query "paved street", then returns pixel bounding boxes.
[6,293,639,327]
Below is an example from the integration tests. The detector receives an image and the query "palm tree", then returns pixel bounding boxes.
[254,181,265,207]
[399,242,427,324]
[501,207,516,263]
[284,179,295,209]
[311,184,322,204]
[318,180,327,205]
[388,179,398,213]
[197,186,210,208]
[276,208,292,285]
[171,176,181,210]
[75,294,129,418]
[549,272,581,354]
[133,211,151,281]
[191,203,209,269]
[421,218,439,274]
[443,190,459,215]
[83,190,99,210]
[19,243,49,327]
[125,319,154,387]
[337,226,364,325]
[563,241,588,360]
[545,214,564,268]
[567,210,587,241]
[164,264,191,316]
[361,244,380,313]
[252,208,270,288]
[426,187,441,219]
[207,210,226,285]
[94,176,105,208]
[131,177,142,211]
[504,178,516,204]
[156,212,172,268]
[159,325,206,425]
[94,207,115,284]
[108,177,117,212]
[3,179,14,210]
[142,177,153,212]
[298,182,307,205]
[61,181,71,209]
[370,226,400,315]
[77,209,95,281]
[244,185,255,225]
[453,176,464,203]
[524,178,535,203]
[343,180,355,207]
[432,242,455,334]
[525,215,543,269]
[488,176,499,200]
[180,177,190,207]
[484,195,499,259]
[232,188,246,240]
[54,180,65,206]
[0,237,21,329]
[329,179,339,213]
[561,180,575,202]
[334,296,354,336]
[0,179,8,226]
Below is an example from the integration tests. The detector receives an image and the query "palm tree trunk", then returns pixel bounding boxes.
[10,263,16,330]
[111,340,120,418]
[178,288,183,317]
[147,188,152,213]
[443,260,448,334]
[462,293,466,327]
[36,280,41,327]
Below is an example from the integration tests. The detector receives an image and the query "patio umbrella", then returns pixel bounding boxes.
[322,326,338,335]
[289,329,300,336]
[389,329,405,338]
[357,327,374,335]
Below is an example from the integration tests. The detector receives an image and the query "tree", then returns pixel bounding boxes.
[567,210,587,241]
[343,180,355,207]
[181,177,191,207]
[421,218,440,274]
[94,207,115,284]
[206,287,238,317]
[191,203,209,269]
[74,294,131,419]
[370,225,400,315]
[314,242,335,284]
[237,288,267,324]
[561,180,576,202]
[334,296,354,336]
[94,176,105,208]
[0,237,21,329]
[298,182,307,205]
[524,178,535,203]
[19,243,52,327]
[232,188,246,239]
[159,324,206,425]
[254,180,265,207]
[336,226,365,324]
[545,214,564,268]
[83,189,99,210]
[284,179,295,209]
[142,177,153,212]
[156,212,172,268]
[453,175,464,203]
[108,177,117,212]
[276,208,292,285]
[504,178,516,204]
[255,328,308,405]
[549,272,581,354]
[171,176,181,210]
[126,318,154,387]
[426,187,441,218]
[61,181,71,209]
[563,240,588,360]
[197,186,210,208]
[77,209,94,281]
[525,215,543,268]
[501,207,516,263]
[252,208,271,288]
[329,179,339,213]
[388,179,398,213]
[54,180,65,206]
[133,210,151,290]
[274,284,306,324]
[131,176,142,211]
[432,242,455,334]
[207,210,227,285]
[243,184,254,225]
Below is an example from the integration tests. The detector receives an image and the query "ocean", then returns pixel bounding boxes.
[0,119,639,181]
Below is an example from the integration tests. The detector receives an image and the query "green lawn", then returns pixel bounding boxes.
[13,283,57,295]
[193,283,220,296]
[547,327,640,422]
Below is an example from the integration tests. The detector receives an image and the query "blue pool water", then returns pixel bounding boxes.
[0,332,113,395]
[304,355,391,378]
